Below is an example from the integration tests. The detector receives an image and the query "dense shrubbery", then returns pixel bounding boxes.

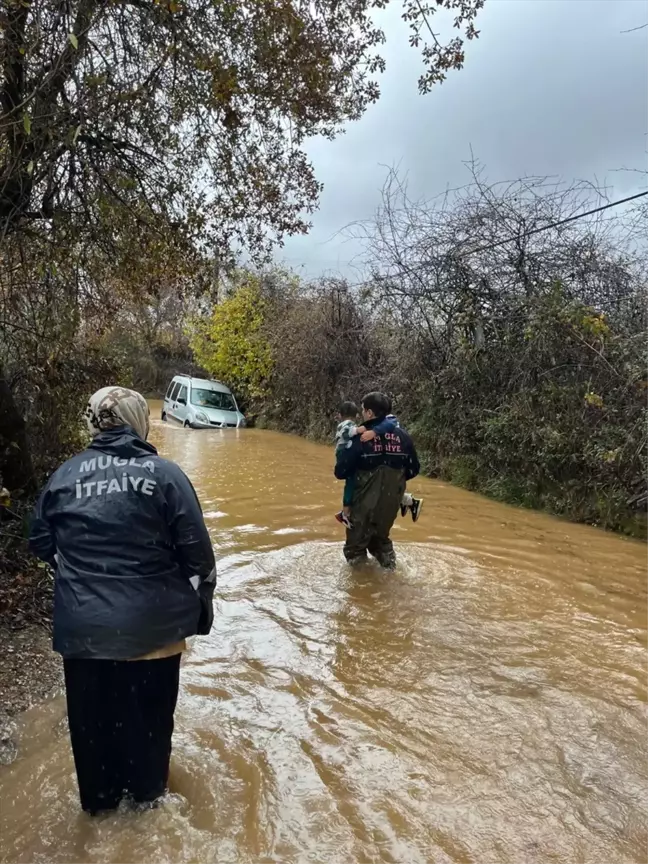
[253,284,646,536]
[402,286,646,531]
[193,173,647,536]
[189,273,274,402]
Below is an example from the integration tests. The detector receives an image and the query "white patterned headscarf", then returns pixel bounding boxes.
[85,387,150,440]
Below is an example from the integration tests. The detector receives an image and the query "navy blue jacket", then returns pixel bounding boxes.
[29,427,216,660]
[334,417,420,482]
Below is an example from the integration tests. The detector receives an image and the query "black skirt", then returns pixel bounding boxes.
[63,654,181,814]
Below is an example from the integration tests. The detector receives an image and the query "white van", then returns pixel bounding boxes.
[162,376,246,429]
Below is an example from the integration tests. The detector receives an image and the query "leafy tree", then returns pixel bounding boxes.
[0,0,484,252]
[189,274,274,400]
[0,0,483,490]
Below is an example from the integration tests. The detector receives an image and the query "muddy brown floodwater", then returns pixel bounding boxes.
[1,404,647,864]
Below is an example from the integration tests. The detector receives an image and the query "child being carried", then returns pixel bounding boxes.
[334,401,423,529]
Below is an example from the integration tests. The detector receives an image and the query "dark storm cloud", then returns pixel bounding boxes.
[280,0,648,278]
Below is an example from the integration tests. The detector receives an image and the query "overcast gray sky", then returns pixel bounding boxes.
[278,0,648,280]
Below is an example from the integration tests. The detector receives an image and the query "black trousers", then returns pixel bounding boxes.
[63,654,181,814]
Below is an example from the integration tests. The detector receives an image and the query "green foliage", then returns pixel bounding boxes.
[1,0,482,251]
[0,0,484,494]
[190,275,274,400]
[441,455,483,492]
[240,243,646,538]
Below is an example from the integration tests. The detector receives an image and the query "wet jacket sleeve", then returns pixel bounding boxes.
[371,417,396,436]
[163,463,216,634]
[29,480,57,567]
[334,437,362,480]
[406,437,421,481]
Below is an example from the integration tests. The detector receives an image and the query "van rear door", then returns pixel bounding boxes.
[175,383,189,424]
[167,381,181,421]
[163,380,175,417]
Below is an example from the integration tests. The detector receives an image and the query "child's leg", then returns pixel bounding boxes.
[410,496,423,522]
[336,477,355,529]
[343,477,355,510]
[400,489,413,517]
[400,489,423,522]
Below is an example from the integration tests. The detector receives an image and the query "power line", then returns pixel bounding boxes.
[341,189,648,290]
[462,190,648,258]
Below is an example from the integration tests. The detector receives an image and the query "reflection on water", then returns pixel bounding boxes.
[0,405,646,863]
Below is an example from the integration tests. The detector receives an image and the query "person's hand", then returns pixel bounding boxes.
[360,429,376,442]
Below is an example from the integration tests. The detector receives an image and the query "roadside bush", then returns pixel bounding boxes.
[189,274,274,403]
[191,172,647,537]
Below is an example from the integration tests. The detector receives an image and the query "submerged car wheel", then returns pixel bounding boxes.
[161,411,167,422]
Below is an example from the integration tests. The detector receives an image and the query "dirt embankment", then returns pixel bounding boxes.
[0,624,62,764]
[1,502,62,764]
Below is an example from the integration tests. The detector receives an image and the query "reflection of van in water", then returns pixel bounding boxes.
[162,376,246,429]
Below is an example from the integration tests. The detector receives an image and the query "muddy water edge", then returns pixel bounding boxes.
[0,403,646,864]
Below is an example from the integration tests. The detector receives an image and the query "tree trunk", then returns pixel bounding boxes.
[0,363,35,494]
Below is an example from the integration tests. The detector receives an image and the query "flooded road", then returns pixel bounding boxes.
[1,405,646,863]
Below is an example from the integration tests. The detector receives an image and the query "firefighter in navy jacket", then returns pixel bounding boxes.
[29,386,215,814]
[335,392,420,568]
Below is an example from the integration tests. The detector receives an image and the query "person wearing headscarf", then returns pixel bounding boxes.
[29,386,216,814]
